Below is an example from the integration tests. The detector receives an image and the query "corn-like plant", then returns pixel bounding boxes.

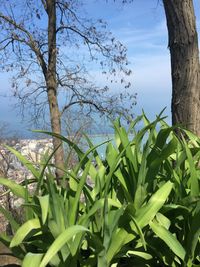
[0,112,200,266]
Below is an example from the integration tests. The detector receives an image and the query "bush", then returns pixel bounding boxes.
[0,112,200,266]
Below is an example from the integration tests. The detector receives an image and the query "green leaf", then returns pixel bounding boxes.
[104,146,128,196]
[74,140,109,175]
[69,160,91,225]
[183,139,199,196]
[79,198,121,227]
[149,138,177,169]
[0,233,25,259]
[6,145,40,179]
[0,233,11,247]
[106,228,134,263]
[0,206,19,232]
[22,253,44,267]
[133,184,147,210]
[10,218,41,247]
[106,142,118,168]
[130,215,146,250]
[36,145,60,192]
[185,210,200,263]
[113,121,135,168]
[39,225,90,267]
[156,212,171,230]
[149,219,186,260]
[48,220,60,239]
[38,195,49,224]
[0,177,27,199]
[127,250,153,260]
[135,181,173,228]
[48,188,65,234]
[33,130,85,159]
[83,133,109,166]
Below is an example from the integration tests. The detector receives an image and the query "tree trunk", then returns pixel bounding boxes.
[163,0,200,135]
[46,0,64,182]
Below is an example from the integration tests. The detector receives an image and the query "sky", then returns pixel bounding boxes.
[0,0,200,137]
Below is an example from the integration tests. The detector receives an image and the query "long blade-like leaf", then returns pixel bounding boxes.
[149,219,185,260]
[185,210,200,263]
[183,139,199,196]
[10,218,41,248]
[22,253,44,267]
[0,206,19,232]
[38,195,49,224]
[69,160,91,225]
[135,181,173,228]
[0,177,27,199]
[6,145,40,179]
[39,225,89,267]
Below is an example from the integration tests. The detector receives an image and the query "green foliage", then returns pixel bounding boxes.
[0,113,200,266]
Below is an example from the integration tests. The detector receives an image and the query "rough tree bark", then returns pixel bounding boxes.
[163,0,200,135]
[46,0,64,181]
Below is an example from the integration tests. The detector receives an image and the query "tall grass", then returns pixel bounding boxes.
[0,113,200,266]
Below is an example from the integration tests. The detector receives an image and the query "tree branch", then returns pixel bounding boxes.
[41,0,48,13]
[61,99,107,116]
[0,13,47,77]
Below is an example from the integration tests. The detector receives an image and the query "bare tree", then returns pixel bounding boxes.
[0,0,135,182]
[163,0,200,135]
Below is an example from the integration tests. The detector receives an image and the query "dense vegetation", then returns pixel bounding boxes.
[0,113,200,266]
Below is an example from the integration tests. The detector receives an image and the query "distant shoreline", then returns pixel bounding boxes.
[5,133,115,142]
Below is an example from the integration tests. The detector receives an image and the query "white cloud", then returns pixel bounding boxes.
[131,53,171,119]
[131,53,171,91]
[113,18,168,52]
[107,18,172,119]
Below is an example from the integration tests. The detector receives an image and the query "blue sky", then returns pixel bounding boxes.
[0,0,200,136]
[85,0,170,117]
